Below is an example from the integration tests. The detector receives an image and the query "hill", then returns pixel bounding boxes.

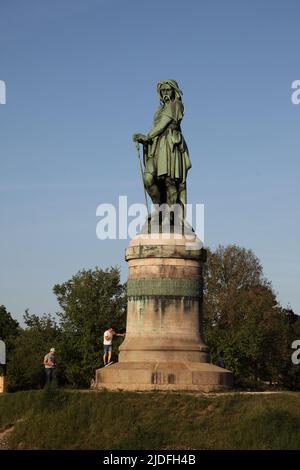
[1,388,300,449]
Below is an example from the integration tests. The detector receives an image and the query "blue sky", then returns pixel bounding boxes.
[0,0,299,323]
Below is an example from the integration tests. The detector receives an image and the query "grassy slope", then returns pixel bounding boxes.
[1,389,300,450]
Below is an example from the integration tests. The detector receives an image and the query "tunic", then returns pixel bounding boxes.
[145,99,191,183]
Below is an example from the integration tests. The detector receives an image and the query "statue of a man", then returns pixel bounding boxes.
[133,80,191,209]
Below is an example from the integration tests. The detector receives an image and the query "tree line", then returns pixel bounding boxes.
[1,245,300,391]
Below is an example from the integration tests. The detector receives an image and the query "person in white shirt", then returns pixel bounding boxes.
[103,327,125,367]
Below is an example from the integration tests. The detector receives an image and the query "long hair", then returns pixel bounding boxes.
[157,79,183,105]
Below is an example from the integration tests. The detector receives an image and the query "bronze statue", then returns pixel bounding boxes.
[133,80,191,209]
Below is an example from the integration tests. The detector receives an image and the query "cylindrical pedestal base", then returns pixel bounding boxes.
[94,361,233,392]
[94,232,233,391]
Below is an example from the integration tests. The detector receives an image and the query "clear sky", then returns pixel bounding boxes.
[1,0,299,323]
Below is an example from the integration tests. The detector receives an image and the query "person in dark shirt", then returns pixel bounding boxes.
[43,347,56,386]
[216,352,225,368]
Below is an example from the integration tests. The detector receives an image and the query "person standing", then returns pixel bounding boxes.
[216,352,225,369]
[103,328,125,367]
[43,347,56,386]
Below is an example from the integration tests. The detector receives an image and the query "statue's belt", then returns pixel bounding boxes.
[163,124,182,134]
[147,125,183,158]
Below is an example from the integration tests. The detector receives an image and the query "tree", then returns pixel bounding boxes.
[0,304,19,341]
[279,309,300,390]
[0,305,19,378]
[7,311,60,391]
[203,245,293,388]
[53,266,126,387]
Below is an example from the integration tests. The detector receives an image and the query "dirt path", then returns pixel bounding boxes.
[0,425,14,450]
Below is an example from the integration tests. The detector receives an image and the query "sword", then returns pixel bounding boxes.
[135,141,150,217]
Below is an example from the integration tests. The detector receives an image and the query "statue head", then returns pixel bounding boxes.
[157,79,183,104]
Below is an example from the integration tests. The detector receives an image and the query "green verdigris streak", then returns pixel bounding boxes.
[127,278,201,298]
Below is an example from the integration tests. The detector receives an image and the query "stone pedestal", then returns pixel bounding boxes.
[94,232,233,391]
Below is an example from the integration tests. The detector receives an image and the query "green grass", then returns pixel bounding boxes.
[1,388,300,449]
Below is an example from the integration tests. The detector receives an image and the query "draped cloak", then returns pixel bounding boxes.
[144,99,191,184]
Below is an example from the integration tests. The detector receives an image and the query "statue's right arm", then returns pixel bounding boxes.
[148,114,172,139]
[132,133,150,144]
[133,111,173,143]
